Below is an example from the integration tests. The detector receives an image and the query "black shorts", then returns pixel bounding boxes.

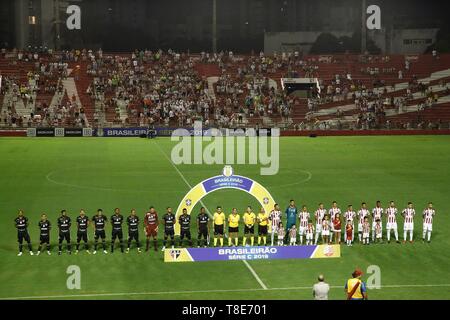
[228,226,239,233]
[95,230,106,240]
[198,228,208,239]
[77,231,88,242]
[128,231,139,241]
[244,225,255,234]
[165,229,175,237]
[40,235,50,243]
[180,229,191,239]
[112,230,123,240]
[18,231,30,244]
[258,225,268,236]
[59,232,71,242]
[214,224,224,235]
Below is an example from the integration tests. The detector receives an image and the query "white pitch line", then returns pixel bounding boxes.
[2,283,450,300]
[243,260,268,290]
[152,142,212,218]
[153,141,269,290]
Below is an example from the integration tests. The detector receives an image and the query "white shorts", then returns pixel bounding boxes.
[271,226,278,234]
[358,223,363,232]
[306,233,313,240]
[386,222,398,230]
[290,237,296,243]
[363,232,370,238]
[322,230,330,236]
[376,233,382,239]
[299,226,306,235]
[423,223,433,232]
[315,224,322,233]
[403,223,414,231]
[372,223,382,231]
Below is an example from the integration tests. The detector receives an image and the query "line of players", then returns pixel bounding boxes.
[279,200,436,247]
[13,200,436,256]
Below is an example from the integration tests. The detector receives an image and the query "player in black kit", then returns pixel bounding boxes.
[110,208,124,253]
[75,209,90,254]
[14,210,33,256]
[126,209,141,253]
[197,207,210,247]
[162,207,176,251]
[57,210,72,255]
[92,209,108,254]
[37,213,51,255]
[179,208,193,247]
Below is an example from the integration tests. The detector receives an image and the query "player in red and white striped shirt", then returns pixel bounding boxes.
[386,201,400,243]
[344,205,356,241]
[305,221,315,245]
[401,202,415,243]
[314,203,327,244]
[298,205,310,245]
[357,202,370,243]
[372,201,383,241]
[269,204,282,246]
[328,201,341,243]
[422,202,436,243]
[362,216,371,245]
[321,215,331,244]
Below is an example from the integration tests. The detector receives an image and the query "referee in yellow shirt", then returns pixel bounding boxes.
[243,206,256,246]
[257,207,269,245]
[228,208,240,246]
[213,206,226,247]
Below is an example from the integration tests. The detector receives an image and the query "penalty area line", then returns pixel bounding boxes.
[1,284,450,300]
[153,141,268,290]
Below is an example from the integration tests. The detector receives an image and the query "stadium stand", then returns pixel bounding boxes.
[2,49,450,130]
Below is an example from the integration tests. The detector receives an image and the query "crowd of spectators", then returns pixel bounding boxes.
[0,48,89,127]
[1,48,449,130]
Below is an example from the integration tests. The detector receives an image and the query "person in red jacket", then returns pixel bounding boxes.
[346,220,353,246]
[333,213,342,244]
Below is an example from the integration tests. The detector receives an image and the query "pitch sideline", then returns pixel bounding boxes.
[1,283,450,300]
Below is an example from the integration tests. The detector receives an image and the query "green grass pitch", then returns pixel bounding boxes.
[0,136,449,300]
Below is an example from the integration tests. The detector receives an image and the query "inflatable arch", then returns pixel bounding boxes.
[175,166,276,235]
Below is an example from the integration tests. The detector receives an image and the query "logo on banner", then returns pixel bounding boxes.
[55,128,65,137]
[222,165,233,177]
[169,249,181,261]
[323,245,334,257]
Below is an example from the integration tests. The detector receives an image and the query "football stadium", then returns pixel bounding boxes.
[1,0,450,304]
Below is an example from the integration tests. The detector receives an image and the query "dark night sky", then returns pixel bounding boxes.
[1,0,450,51]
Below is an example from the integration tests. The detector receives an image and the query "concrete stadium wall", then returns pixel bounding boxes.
[265,29,438,55]
[264,31,352,54]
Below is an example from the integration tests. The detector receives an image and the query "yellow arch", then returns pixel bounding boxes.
[174,175,276,235]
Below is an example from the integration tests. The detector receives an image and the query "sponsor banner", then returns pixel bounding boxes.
[83,128,93,137]
[202,175,254,193]
[99,127,275,137]
[27,128,36,137]
[36,128,55,137]
[27,128,91,137]
[102,127,149,137]
[164,244,340,262]
[55,128,65,137]
[64,128,83,137]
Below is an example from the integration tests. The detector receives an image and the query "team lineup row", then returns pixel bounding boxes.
[13,200,436,256]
